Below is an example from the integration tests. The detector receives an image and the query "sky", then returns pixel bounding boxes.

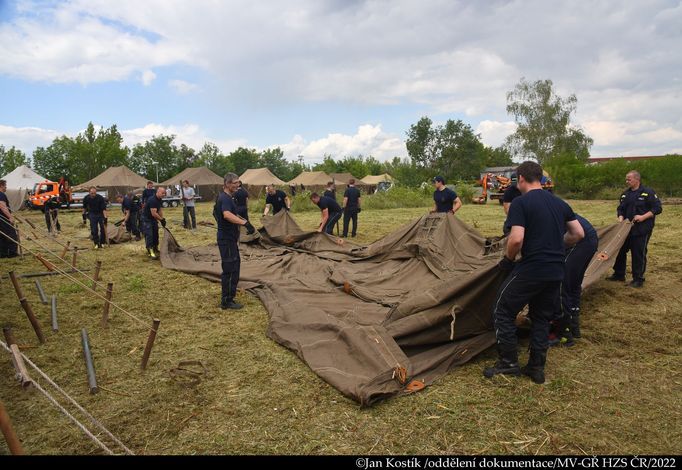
[0,0,681,164]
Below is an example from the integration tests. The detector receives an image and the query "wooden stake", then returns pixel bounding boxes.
[0,269,89,280]
[51,295,58,332]
[60,241,71,260]
[71,247,78,268]
[101,283,113,328]
[0,401,24,455]
[141,319,161,370]
[3,327,16,346]
[19,299,45,344]
[34,280,48,304]
[9,344,32,389]
[8,271,24,300]
[92,261,102,291]
[35,253,55,271]
[81,329,98,394]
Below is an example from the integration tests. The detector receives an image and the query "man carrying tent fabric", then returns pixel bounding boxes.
[215,173,255,310]
[311,192,343,234]
[431,176,462,214]
[122,192,142,241]
[44,195,62,233]
[0,179,19,258]
[342,178,361,238]
[181,180,197,230]
[233,181,249,221]
[83,187,108,249]
[263,184,291,216]
[142,187,166,259]
[607,170,662,288]
[483,161,584,385]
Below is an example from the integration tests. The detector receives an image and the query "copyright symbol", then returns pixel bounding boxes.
[356,458,366,468]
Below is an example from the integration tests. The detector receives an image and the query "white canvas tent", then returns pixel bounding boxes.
[1,165,46,190]
[360,173,395,185]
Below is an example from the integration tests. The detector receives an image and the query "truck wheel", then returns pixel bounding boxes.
[162,201,169,208]
[171,201,178,207]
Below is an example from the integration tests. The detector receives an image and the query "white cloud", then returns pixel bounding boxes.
[141,70,156,86]
[0,124,61,154]
[475,120,517,148]
[168,79,200,94]
[277,124,405,163]
[121,123,245,154]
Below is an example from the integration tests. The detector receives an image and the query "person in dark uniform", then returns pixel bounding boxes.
[502,173,522,235]
[323,182,336,200]
[550,214,599,346]
[483,161,584,384]
[310,192,343,234]
[82,187,108,249]
[263,185,291,216]
[141,181,155,210]
[342,178,361,237]
[431,176,462,214]
[122,192,142,241]
[44,195,62,233]
[0,179,19,258]
[233,181,249,221]
[607,170,662,288]
[214,173,255,310]
[289,183,297,196]
[142,187,166,259]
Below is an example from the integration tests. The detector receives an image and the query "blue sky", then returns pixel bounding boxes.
[1,0,681,164]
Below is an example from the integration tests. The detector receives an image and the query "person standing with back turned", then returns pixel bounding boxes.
[483,161,584,384]
[342,178,361,237]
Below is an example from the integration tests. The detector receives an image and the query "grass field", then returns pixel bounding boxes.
[1,200,680,455]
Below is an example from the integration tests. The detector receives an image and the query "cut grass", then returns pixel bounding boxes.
[0,200,680,455]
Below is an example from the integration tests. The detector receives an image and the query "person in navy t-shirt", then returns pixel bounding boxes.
[263,185,291,216]
[310,192,343,234]
[431,176,462,214]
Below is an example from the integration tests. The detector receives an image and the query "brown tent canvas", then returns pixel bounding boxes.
[288,171,332,187]
[361,173,395,185]
[160,211,630,406]
[161,166,224,201]
[74,166,148,198]
[240,168,286,186]
[329,172,366,187]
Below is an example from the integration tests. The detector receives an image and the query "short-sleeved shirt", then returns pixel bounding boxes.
[141,188,155,204]
[507,189,576,281]
[323,189,336,200]
[316,195,342,214]
[266,190,288,214]
[616,185,662,237]
[0,191,11,214]
[433,187,458,213]
[181,186,195,207]
[233,187,249,207]
[143,195,162,220]
[215,192,240,242]
[502,185,522,204]
[575,214,598,247]
[343,186,361,209]
[83,194,107,216]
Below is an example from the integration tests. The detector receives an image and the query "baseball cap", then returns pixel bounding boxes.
[433,176,445,184]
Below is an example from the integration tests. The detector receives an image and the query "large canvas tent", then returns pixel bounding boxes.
[360,173,394,185]
[288,171,332,191]
[240,168,286,197]
[160,211,631,406]
[329,172,366,187]
[1,165,46,210]
[74,166,148,199]
[161,166,224,201]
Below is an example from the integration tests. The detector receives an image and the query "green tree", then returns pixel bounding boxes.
[228,147,260,176]
[197,142,231,176]
[259,147,289,179]
[71,123,129,181]
[505,78,593,164]
[32,137,75,182]
[482,146,514,167]
[129,135,178,182]
[0,145,29,176]
[312,155,340,175]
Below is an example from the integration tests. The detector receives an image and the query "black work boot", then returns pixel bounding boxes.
[570,309,581,338]
[220,297,243,310]
[483,346,520,379]
[606,273,625,282]
[522,349,547,384]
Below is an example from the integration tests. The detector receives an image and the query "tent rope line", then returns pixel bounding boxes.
[14,213,72,251]
[1,213,110,292]
[0,225,159,336]
[0,340,134,455]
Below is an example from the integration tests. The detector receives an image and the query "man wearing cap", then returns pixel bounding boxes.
[431,176,462,215]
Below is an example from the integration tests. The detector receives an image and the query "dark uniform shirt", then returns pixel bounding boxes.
[0,191,11,213]
[575,214,598,247]
[344,186,361,209]
[502,185,522,204]
[142,188,156,202]
[323,189,336,200]
[316,195,342,214]
[507,189,577,281]
[122,195,140,213]
[616,185,662,237]
[265,190,288,214]
[215,192,240,242]
[143,195,162,220]
[83,194,107,216]
[45,196,61,210]
[433,187,458,213]
[233,187,249,208]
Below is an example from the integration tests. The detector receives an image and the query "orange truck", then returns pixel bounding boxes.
[28,178,104,209]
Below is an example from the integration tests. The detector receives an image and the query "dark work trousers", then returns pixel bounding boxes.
[493,275,561,357]
[0,218,18,257]
[183,206,197,229]
[558,238,598,328]
[89,214,106,245]
[324,211,343,235]
[45,209,61,232]
[219,240,241,302]
[236,206,248,221]
[342,208,358,237]
[126,211,140,236]
[143,217,159,249]
[613,232,652,281]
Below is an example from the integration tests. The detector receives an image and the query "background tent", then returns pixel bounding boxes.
[360,173,394,185]
[74,166,148,199]
[161,166,224,201]
[329,172,366,188]
[288,171,332,191]
[1,165,47,210]
[240,168,286,197]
